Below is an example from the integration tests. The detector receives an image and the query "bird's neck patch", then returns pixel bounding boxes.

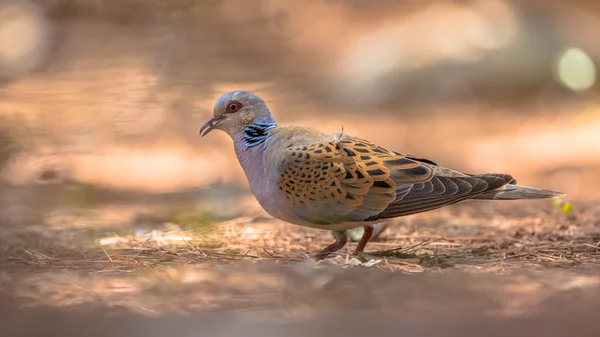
[243,119,277,148]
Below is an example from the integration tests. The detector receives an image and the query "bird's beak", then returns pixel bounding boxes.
[199,115,226,137]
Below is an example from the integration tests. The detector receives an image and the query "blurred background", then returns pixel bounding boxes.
[1,0,600,335]
[1,0,599,203]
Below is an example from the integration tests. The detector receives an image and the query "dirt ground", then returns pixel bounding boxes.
[2,194,600,336]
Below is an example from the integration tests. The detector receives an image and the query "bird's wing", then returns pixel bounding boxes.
[278,134,514,225]
[365,170,514,221]
[277,134,430,224]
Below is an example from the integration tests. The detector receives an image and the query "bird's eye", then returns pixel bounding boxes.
[227,101,242,113]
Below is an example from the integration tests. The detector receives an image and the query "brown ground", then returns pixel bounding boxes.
[2,195,600,336]
[2,190,600,309]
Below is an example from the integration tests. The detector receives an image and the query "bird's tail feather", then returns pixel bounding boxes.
[472,184,565,200]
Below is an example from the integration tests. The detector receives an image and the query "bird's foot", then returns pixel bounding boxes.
[313,230,348,260]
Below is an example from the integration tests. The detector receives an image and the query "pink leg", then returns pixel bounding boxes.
[352,225,374,255]
[315,230,348,259]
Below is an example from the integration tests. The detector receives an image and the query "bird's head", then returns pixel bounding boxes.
[199,91,273,137]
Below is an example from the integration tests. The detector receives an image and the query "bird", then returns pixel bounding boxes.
[199,91,565,258]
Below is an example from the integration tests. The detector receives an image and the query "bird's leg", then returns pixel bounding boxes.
[352,225,374,255]
[314,230,348,259]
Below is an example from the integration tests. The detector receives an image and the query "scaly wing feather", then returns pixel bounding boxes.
[277,135,433,225]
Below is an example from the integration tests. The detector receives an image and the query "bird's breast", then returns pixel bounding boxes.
[234,140,298,223]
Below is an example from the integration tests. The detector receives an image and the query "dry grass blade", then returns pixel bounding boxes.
[369,238,433,257]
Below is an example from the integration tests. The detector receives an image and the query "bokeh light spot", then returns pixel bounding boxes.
[554,47,597,92]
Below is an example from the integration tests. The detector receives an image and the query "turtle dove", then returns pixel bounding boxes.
[199,91,565,258]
